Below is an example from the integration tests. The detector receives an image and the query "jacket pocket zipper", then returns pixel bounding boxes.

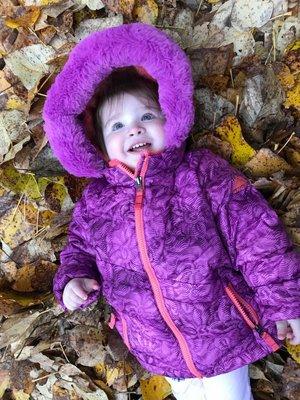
[225,283,279,351]
[108,312,131,351]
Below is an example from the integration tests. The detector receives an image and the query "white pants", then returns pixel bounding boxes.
[165,366,254,400]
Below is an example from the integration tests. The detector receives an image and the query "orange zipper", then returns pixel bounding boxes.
[107,311,131,350]
[108,312,116,329]
[132,154,203,378]
[120,313,131,350]
[225,283,279,351]
[110,153,203,376]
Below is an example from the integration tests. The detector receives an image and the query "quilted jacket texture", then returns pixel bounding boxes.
[43,22,300,378]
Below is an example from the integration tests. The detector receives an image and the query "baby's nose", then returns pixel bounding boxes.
[129,124,145,136]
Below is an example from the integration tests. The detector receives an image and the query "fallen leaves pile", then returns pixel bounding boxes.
[0,0,300,399]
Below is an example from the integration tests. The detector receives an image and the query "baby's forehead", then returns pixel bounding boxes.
[99,92,159,118]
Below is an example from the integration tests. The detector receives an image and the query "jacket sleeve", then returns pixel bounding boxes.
[198,149,300,322]
[53,183,102,311]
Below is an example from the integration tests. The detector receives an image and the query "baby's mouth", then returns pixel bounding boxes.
[128,142,152,153]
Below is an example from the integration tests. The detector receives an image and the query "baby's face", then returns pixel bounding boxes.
[99,92,166,171]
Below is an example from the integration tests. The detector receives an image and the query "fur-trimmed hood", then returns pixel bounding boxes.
[42,22,195,178]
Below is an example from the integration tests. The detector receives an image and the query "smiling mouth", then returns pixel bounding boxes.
[128,143,152,152]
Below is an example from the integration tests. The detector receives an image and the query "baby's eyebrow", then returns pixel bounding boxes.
[104,113,121,129]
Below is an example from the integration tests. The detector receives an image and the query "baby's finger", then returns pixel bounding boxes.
[287,319,300,345]
[286,326,294,339]
[82,278,100,293]
[276,320,288,339]
[72,285,88,300]
[69,290,88,305]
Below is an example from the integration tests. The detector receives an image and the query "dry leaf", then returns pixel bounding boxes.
[0,370,11,397]
[0,110,30,163]
[101,0,134,19]
[5,6,40,29]
[196,133,232,161]
[74,16,123,42]
[286,341,300,364]
[75,0,105,10]
[68,326,106,367]
[284,81,300,111]
[276,17,300,55]
[215,115,256,165]
[194,88,235,130]
[5,44,55,91]
[12,261,57,292]
[132,0,158,25]
[188,43,234,78]
[239,66,286,143]
[245,148,293,177]
[0,290,53,316]
[140,375,172,400]
[231,0,273,31]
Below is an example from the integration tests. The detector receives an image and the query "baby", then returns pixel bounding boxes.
[43,23,300,400]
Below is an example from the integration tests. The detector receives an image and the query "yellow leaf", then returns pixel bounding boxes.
[5,7,40,29]
[6,97,28,111]
[44,180,69,212]
[275,64,295,90]
[94,361,134,388]
[0,163,42,201]
[207,0,221,3]
[29,0,62,5]
[286,340,300,364]
[106,367,119,386]
[132,0,158,24]
[0,206,33,247]
[0,164,68,211]
[140,375,172,400]
[284,39,300,54]
[284,81,300,110]
[215,115,256,165]
[12,389,30,400]
[0,371,10,397]
[0,289,53,316]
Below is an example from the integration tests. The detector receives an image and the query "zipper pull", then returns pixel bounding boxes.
[135,176,143,189]
[135,176,144,208]
[254,324,264,335]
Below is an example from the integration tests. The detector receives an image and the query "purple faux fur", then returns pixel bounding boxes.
[42,23,194,178]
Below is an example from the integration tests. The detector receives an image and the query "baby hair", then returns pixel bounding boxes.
[83,66,160,159]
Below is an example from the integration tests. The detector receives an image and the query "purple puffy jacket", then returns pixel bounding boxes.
[43,22,300,378]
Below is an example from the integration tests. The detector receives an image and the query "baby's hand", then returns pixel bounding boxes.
[62,278,100,311]
[276,318,300,345]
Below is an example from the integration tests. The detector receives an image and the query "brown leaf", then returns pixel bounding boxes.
[12,260,57,292]
[5,6,40,29]
[281,358,300,400]
[68,326,106,367]
[188,44,234,80]
[245,148,293,177]
[199,74,230,93]
[195,133,232,161]
[101,0,135,19]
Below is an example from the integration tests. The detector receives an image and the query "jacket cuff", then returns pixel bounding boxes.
[53,265,102,311]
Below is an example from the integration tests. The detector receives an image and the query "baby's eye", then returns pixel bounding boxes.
[142,113,155,121]
[112,122,124,131]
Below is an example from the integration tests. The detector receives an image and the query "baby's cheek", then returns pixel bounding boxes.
[106,136,124,158]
